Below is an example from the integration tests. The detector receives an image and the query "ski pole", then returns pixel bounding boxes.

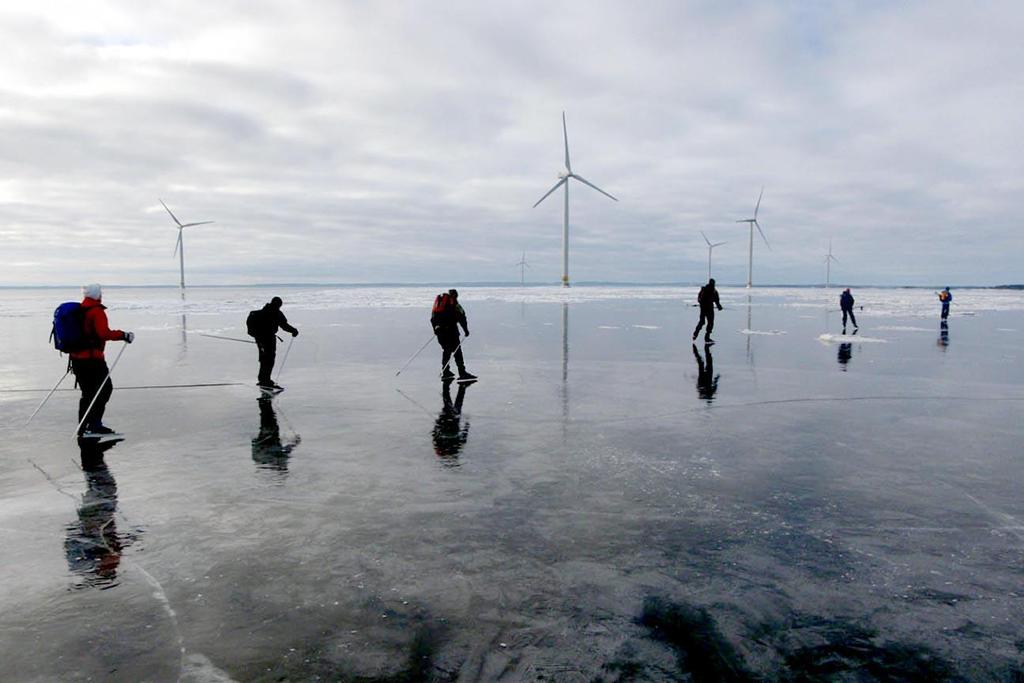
[275,335,295,382]
[440,340,464,378]
[25,369,70,425]
[396,334,436,377]
[197,333,255,344]
[73,343,128,438]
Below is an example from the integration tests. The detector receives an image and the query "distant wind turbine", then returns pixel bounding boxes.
[160,199,213,296]
[699,230,727,281]
[515,251,531,285]
[825,239,839,289]
[533,112,617,287]
[736,187,769,288]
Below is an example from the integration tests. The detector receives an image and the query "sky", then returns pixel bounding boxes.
[1,1,1021,287]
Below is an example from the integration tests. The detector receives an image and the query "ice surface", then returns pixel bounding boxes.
[2,285,1023,680]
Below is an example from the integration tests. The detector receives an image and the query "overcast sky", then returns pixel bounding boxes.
[1,1,1021,286]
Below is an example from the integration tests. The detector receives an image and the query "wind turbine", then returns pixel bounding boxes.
[532,112,617,287]
[699,230,727,281]
[160,199,213,296]
[825,239,839,289]
[736,187,769,288]
[515,251,531,285]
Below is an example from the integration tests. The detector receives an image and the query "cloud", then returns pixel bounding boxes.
[1,0,1021,286]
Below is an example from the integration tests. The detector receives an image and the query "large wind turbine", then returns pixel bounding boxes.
[160,199,213,295]
[825,239,839,289]
[515,251,531,285]
[533,112,617,287]
[699,230,727,281]
[736,187,769,288]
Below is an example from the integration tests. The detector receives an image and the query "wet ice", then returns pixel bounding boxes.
[2,285,1023,680]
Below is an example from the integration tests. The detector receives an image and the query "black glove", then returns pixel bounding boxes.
[124,331,135,343]
[292,329,299,337]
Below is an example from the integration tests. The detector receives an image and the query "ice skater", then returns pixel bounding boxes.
[246,296,299,391]
[69,284,134,438]
[840,288,858,333]
[430,289,476,381]
[692,278,723,344]
[937,287,953,320]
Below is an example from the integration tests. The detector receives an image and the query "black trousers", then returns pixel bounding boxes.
[72,358,112,431]
[693,309,715,339]
[256,338,277,384]
[842,308,858,328]
[437,332,465,373]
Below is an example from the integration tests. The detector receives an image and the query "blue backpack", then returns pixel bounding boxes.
[51,302,87,353]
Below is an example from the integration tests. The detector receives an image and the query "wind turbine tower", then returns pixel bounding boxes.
[825,239,839,289]
[699,231,727,281]
[533,112,617,287]
[160,200,213,296]
[736,187,769,288]
[515,251,531,285]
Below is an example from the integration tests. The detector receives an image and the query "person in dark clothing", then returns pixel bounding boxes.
[249,296,298,389]
[840,288,858,333]
[937,287,952,320]
[70,284,134,438]
[431,289,475,381]
[692,278,723,343]
[432,379,471,465]
[692,343,719,402]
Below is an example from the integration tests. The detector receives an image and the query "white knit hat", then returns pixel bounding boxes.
[82,283,102,300]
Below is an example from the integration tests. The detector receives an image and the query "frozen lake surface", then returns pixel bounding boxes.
[2,285,1023,681]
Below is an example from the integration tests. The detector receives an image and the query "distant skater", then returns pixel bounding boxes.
[840,288,858,333]
[431,289,476,381]
[69,284,134,438]
[692,278,723,343]
[247,296,298,391]
[937,287,952,320]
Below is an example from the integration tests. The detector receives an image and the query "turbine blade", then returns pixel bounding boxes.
[700,230,711,246]
[180,221,215,228]
[755,220,770,249]
[713,241,727,247]
[173,231,182,258]
[754,186,764,219]
[562,111,571,173]
[160,199,183,227]
[532,178,567,208]
[571,174,618,201]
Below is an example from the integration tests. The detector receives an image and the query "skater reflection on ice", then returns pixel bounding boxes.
[692,343,719,403]
[937,320,950,351]
[64,440,133,588]
[837,340,853,369]
[252,397,301,472]
[432,379,471,465]
[838,329,856,370]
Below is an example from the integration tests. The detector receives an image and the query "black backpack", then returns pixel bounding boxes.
[246,308,265,337]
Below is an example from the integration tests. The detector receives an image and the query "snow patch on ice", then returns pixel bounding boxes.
[740,329,786,336]
[180,653,239,682]
[818,333,887,344]
[631,324,661,330]
[598,325,621,330]
[997,328,1017,332]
